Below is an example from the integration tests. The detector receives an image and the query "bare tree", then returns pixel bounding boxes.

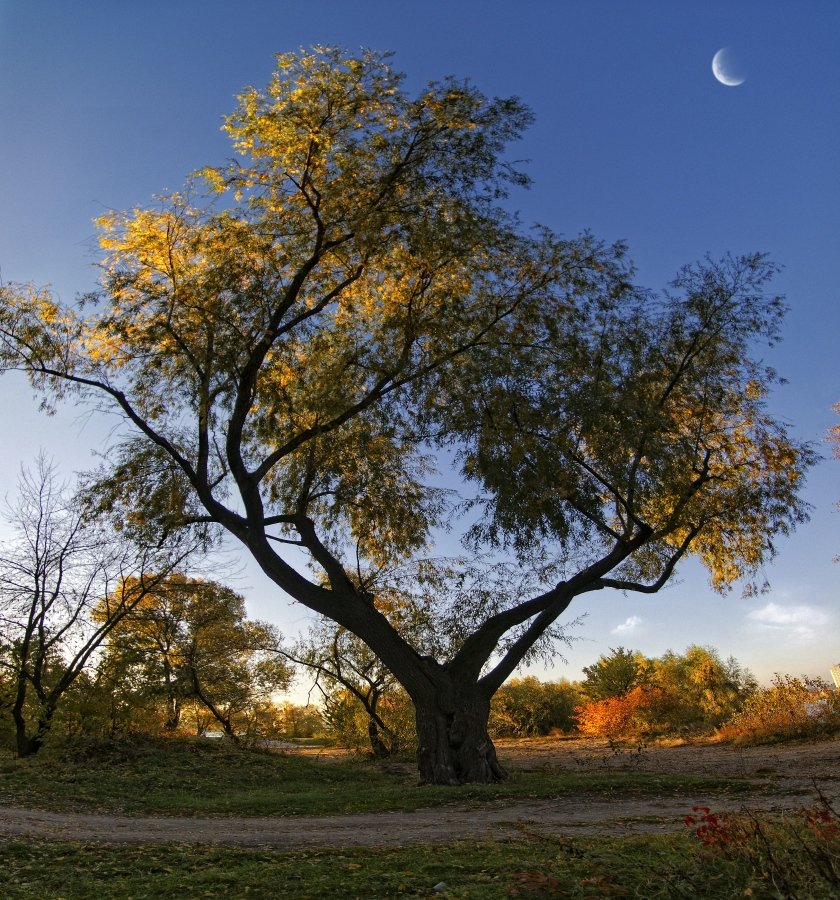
[0,455,193,756]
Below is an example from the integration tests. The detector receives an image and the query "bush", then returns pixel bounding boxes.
[322,688,416,755]
[681,794,840,896]
[489,677,583,737]
[577,645,755,738]
[719,675,840,744]
[574,685,669,739]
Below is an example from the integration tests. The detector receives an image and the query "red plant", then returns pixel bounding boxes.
[797,805,840,841]
[683,805,738,849]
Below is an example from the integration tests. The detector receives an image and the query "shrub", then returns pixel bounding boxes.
[574,685,669,739]
[682,795,840,896]
[489,677,583,737]
[719,675,840,744]
[577,645,755,738]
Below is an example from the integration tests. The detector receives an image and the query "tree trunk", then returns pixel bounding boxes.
[164,695,181,731]
[367,718,391,758]
[363,690,400,758]
[413,684,507,785]
[14,716,41,757]
[13,705,54,758]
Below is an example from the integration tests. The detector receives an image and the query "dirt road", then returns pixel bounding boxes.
[1,738,837,848]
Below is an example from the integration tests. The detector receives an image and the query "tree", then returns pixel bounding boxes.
[581,647,647,700]
[0,457,189,756]
[489,676,582,736]
[98,575,292,740]
[0,48,813,782]
[649,645,755,728]
[290,618,403,757]
[287,580,441,756]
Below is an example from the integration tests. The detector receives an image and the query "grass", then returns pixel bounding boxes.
[0,734,753,817]
[1,736,836,897]
[4,825,837,898]
[0,833,759,898]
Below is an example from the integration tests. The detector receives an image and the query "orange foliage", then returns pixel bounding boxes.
[574,685,668,739]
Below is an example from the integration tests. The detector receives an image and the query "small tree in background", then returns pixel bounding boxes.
[489,676,582,736]
[321,685,417,754]
[0,457,193,756]
[98,576,292,741]
[274,702,325,740]
[581,647,648,700]
[650,645,755,730]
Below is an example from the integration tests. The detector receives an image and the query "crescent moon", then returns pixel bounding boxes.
[712,48,745,86]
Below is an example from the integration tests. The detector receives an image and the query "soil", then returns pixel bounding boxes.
[1,737,838,849]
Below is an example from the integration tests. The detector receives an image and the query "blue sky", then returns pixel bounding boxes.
[1,1,838,687]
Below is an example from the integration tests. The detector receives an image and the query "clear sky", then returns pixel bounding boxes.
[1,1,838,688]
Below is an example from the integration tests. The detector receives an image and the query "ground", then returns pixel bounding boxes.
[1,737,837,848]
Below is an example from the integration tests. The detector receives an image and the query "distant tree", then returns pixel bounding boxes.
[0,48,814,782]
[98,576,292,741]
[0,457,190,756]
[322,685,417,754]
[275,701,325,739]
[581,647,648,700]
[290,620,401,757]
[489,676,582,736]
[286,581,441,757]
[649,645,755,728]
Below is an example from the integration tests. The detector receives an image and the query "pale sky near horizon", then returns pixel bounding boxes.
[0,1,838,691]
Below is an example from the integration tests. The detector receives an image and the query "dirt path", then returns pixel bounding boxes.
[1,738,837,849]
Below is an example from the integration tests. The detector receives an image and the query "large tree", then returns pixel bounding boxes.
[0,48,812,782]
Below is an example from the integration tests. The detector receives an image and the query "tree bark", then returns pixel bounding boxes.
[367,718,391,758]
[164,695,181,731]
[413,682,507,785]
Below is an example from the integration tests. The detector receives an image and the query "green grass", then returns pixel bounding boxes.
[6,828,835,899]
[1,737,836,897]
[0,834,747,898]
[0,735,753,817]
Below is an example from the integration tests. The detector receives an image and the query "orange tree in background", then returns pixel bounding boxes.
[575,686,662,739]
[0,48,814,783]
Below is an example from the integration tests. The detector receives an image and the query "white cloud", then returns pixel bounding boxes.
[612,615,642,635]
[747,602,830,642]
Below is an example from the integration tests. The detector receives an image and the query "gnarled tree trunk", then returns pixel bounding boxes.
[412,681,506,784]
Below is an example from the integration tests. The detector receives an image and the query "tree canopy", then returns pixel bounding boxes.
[0,47,813,782]
[98,575,291,740]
